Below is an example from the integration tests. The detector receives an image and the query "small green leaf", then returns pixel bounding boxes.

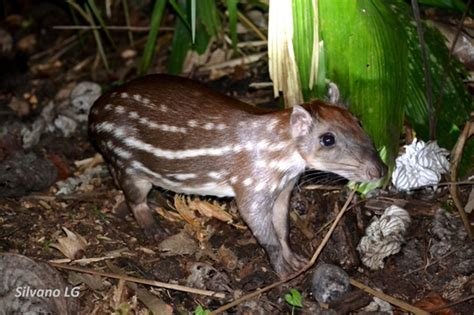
[194,305,211,315]
[138,0,167,75]
[284,288,303,308]
[87,0,116,49]
[226,0,238,51]
[85,4,110,72]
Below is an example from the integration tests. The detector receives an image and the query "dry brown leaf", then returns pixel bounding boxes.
[136,288,173,315]
[50,227,88,260]
[218,245,238,271]
[173,195,198,225]
[414,293,455,315]
[157,231,198,257]
[187,198,233,223]
[68,272,108,292]
[153,206,183,222]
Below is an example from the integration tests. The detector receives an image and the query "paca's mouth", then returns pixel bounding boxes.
[308,160,387,183]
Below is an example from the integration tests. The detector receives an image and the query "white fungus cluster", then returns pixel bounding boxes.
[391,138,450,191]
[357,205,411,270]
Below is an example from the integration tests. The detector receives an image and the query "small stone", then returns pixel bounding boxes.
[312,263,351,304]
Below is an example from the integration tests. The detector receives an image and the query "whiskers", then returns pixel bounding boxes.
[295,170,347,191]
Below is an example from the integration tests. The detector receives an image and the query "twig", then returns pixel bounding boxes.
[449,114,474,240]
[52,25,174,32]
[200,52,267,71]
[349,279,429,315]
[403,247,459,276]
[237,11,267,41]
[211,190,356,314]
[50,262,226,299]
[30,35,78,61]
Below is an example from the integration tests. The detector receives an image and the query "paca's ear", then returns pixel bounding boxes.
[290,105,313,137]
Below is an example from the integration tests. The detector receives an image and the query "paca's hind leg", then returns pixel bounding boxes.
[116,171,158,237]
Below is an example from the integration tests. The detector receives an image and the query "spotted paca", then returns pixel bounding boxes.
[88,74,387,277]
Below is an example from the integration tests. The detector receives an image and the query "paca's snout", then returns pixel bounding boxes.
[364,152,387,180]
[366,162,387,180]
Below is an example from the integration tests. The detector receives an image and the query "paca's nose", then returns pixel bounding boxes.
[366,162,387,180]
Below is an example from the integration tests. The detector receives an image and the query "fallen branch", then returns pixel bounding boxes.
[50,263,226,299]
[349,279,428,315]
[449,113,474,240]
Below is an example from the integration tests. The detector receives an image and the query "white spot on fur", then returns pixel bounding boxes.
[216,123,227,130]
[133,94,142,102]
[187,120,198,128]
[104,104,113,110]
[129,111,139,119]
[255,160,267,168]
[271,183,278,192]
[256,140,269,150]
[244,141,254,151]
[230,176,238,184]
[120,92,129,99]
[110,92,117,97]
[255,182,265,192]
[203,122,214,130]
[159,104,168,112]
[115,106,125,114]
[266,118,279,132]
[142,97,150,104]
[243,178,253,186]
[268,141,290,151]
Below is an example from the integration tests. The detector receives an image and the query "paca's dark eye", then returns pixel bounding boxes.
[320,133,335,147]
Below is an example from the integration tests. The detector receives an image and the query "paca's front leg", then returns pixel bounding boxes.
[272,180,307,272]
[235,185,305,277]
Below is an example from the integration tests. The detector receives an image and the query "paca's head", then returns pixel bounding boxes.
[290,101,387,182]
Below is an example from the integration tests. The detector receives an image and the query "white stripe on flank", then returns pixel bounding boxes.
[131,161,181,187]
[132,161,234,197]
[208,171,226,179]
[171,173,197,180]
[96,122,232,159]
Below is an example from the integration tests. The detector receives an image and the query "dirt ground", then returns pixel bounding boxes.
[1,2,473,314]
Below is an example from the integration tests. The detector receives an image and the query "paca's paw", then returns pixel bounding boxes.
[286,253,308,271]
[141,220,167,241]
[131,203,166,240]
[269,249,308,278]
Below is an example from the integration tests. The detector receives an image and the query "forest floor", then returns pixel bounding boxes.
[0,3,473,314]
